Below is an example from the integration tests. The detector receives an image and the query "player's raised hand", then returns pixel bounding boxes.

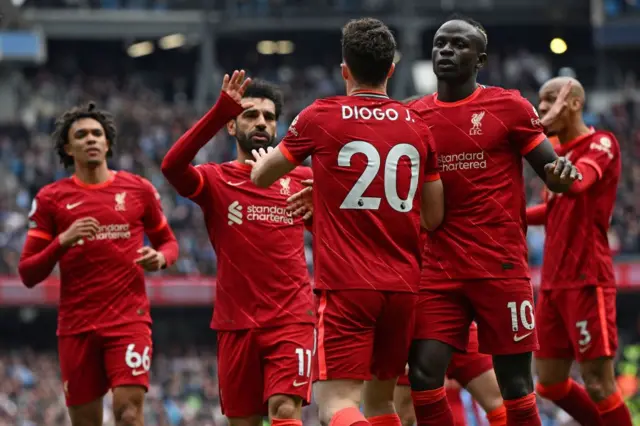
[135,246,166,271]
[59,217,100,247]
[544,156,582,186]
[245,146,275,167]
[286,179,314,221]
[540,80,572,130]
[222,70,253,107]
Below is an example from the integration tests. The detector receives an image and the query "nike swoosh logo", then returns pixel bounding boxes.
[66,202,83,210]
[227,181,247,187]
[513,332,532,342]
[132,369,146,376]
[579,345,590,353]
[293,380,308,387]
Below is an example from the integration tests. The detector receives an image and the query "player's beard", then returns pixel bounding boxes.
[236,129,275,154]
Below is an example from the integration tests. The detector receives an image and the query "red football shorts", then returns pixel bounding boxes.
[397,323,493,387]
[415,279,539,355]
[217,323,314,418]
[58,322,152,407]
[316,290,416,381]
[536,287,618,362]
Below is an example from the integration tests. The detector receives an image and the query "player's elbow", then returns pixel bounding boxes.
[160,157,176,179]
[421,208,444,231]
[18,264,40,289]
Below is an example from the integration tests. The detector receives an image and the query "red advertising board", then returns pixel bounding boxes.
[2,262,640,305]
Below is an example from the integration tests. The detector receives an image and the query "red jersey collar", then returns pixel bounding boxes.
[350,90,389,99]
[72,170,116,189]
[434,85,483,108]
[556,127,595,155]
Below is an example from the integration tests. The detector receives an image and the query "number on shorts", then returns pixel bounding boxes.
[125,344,151,373]
[507,301,535,332]
[338,141,420,212]
[295,347,312,377]
[576,320,592,346]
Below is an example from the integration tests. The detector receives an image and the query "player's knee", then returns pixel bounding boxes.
[408,340,451,391]
[268,394,302,420]
[114,403,140,426]
[493,353,535,399]
[581,365,617,402]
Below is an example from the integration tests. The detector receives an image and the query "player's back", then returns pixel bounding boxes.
[29,171,157,334]
[287,93,434,292]
[408,86,546,281]
[542,130,621,288]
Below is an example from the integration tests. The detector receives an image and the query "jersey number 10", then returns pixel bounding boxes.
[338,141,420,212]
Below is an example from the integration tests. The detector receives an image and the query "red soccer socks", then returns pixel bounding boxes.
[411,387,455,426]
[536,380,603,426]
[596,390,633,426]
[503,393,541,426]
[367,413,402,426]
[486,405,507,426]
[329,407,370,426]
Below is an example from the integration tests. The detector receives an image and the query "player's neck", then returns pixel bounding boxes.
[436,79,478,103]
[557,121,592,145]
[73,163,112,185]
[347,84,387,96]
[236,148,253,165]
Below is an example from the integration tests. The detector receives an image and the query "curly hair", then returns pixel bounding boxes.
[52,102,117,169]
[341,18,397,87]
[242,79,284,120]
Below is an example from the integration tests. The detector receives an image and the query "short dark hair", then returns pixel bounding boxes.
[341,18,397,87]
[446,13,488,53]
[242,79,284,120]
[52,102,117,169]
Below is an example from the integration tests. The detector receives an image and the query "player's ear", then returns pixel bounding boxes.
[387,63,396,79]
[226,120,237,137]
[64,142,73,157]
[569,97,583,112]
[476,53,487,72]
[340,63,349,81]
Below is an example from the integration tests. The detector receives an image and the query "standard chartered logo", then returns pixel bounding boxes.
[227,201,243,225]
[438,151,487,172]
[227,201,293,226]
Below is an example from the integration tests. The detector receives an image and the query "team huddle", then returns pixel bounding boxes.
[17,14,629,426]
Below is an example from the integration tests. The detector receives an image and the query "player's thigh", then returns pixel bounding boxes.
[260,323,314,412]
[58,331,109,409]
[102,322,153,391]
[112,385,145,424]
[316,290,381,381]
[414,282,472,352]
[217,329,264,418]
[564,287,618,362]
[371,292,417,380]
[446,325,493,388]
[470,279,538,355]
[534,289,574,362]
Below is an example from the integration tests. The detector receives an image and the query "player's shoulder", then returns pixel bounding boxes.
[37,177,74,200]
[589,129,621,155]
[114,171,160,198]
[483,86,532,107]
[407,93,436,111]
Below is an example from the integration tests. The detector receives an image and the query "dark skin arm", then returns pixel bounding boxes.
[525,139,580,193]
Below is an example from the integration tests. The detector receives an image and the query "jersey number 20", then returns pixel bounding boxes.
[338,141,420,212]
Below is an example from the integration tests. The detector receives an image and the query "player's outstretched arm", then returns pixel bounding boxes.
[161,70,249,197]
[420,179,444,231]
[248,146,296,188]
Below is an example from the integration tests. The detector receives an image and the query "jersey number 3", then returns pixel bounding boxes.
[338,141,420,212]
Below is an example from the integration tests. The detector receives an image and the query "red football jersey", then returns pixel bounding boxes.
[541,130,621,289]
[27,171,168,335]
[189,161,315,330]
[409,86,546,281]
[280,92,439,293]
